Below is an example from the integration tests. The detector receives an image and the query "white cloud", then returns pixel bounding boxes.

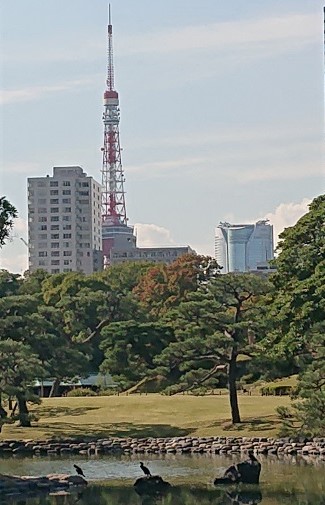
[1,11,317,68]
[119,13,317,56]
[264,198,311,244]
[134,223,176,247]
[0,77,98,105]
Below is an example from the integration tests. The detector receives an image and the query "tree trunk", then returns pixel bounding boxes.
[16,394,31,427]
[49,378,60,398]
[0,394,8,419]
[228,358,241,424]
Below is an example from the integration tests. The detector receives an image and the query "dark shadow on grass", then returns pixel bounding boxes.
[28,422,195,440]
[36,406,100,418]
[208,415,279,432]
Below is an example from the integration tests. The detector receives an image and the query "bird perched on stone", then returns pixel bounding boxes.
[74,464,85,477]
[140,462,151,477]
[247,450,258,463]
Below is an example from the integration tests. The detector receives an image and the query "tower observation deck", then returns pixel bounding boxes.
[101,5,136,266]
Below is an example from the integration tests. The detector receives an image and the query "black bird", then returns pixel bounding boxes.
[140,462,152,477]
[74,464,85,477]
[248,450,258,463]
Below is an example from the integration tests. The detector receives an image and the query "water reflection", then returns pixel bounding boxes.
[4,485,325,505]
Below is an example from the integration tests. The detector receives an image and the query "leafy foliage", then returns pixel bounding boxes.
[156,273,271,423]
[0,197,17,247]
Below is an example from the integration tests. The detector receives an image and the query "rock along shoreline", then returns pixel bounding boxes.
[1,436,325,459]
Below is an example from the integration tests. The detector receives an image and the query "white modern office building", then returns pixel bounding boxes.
[28,166,103,274]
[215,220,274,273]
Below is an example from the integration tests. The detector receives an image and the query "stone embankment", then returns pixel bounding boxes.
[0,436,325,459]
[0,473,86,498]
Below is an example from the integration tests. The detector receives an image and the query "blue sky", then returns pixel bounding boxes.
[0,0,324,272]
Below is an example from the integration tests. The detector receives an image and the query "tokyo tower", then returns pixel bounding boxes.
[101,5,136,265]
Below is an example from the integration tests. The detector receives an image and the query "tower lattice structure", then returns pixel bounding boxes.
[101,6,135,266]
[101,5,127,227]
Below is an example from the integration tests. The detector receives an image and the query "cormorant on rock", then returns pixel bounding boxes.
[74,464,85,477]
[140,462,152,477]
[248,450,258,462]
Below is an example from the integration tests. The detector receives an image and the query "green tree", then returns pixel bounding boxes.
[0,270,22,297]
[0,339,43,427]
[100,321,175,390]
[0,197,17,247]
[266,195,325,434]
[157,273,270,423]
[268,195,325,353]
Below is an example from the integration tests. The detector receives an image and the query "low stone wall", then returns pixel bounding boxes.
[0,473,86,498]
[0,436,325,459]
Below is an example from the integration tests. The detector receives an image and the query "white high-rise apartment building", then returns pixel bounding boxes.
[215,220,274,273]
[28,166,103,274]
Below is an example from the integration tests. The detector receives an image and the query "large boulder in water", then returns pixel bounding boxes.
[214,453,261,485]
[134,475,171,496]
[236,459,261,484]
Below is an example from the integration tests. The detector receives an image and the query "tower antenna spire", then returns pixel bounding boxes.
[107,2,114,90]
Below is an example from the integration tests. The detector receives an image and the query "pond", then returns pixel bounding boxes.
[1,453,324,504]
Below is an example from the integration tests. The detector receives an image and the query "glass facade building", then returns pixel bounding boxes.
[215,220,274,273]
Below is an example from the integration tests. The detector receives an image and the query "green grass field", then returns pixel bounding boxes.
[1,393,290,440]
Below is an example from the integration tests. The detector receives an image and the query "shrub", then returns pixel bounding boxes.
[260,385,293,396]
[66,388,97,397]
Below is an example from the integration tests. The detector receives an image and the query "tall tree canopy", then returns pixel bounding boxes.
[156,273,271,423]
[266,195,325,435]
[0,197,17,247]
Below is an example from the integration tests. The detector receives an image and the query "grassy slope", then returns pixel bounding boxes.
[1,393,290,440]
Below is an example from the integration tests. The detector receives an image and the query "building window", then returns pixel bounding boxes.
[51,216,59,222]
[63,268,72,272]
[51,242,59,248]
[50,181,58,187]
[51,269,60,273]
[38,217,47,222]
[51,207,59,213]
[51,225,59,230]
[51,260,60,265]
[63,224,71,230]
[51,234,59,239]
[38,251,47,257]
[62,181,71,186]
[62,190,71,195]
[63,207,71,213]
[63,242,70,248]
[82,182,89,187]
[62,198,71,204]
[63,260,70,265]
[63,233,71,239]
[39,260,47,266]
[63,251,72,256]
[40,224,47,230]
[50,199,59,204]
[63,216,71,221]
[79,191,89,196]
[51,251,60,257]
[50,190,58,195]
[38,234,47,239]
[38,208,47,213]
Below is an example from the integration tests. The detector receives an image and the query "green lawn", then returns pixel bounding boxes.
[1,393,290,440]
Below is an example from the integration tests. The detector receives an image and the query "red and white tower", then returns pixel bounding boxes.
[101,5,136,265]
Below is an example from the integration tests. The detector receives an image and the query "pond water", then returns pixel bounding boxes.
[1,453,324,505]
